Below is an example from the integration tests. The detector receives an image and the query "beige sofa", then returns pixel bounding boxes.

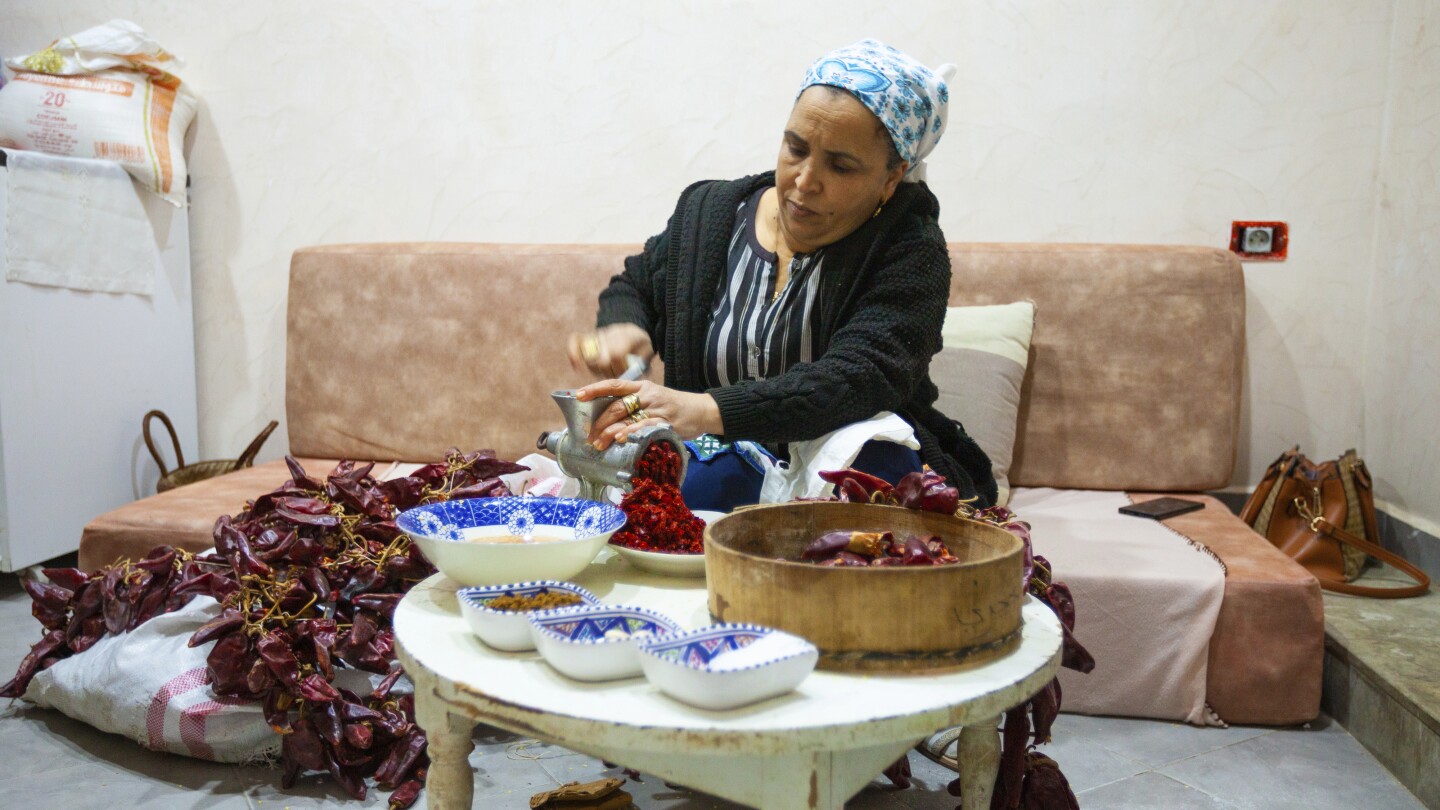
[79,243,1323,726]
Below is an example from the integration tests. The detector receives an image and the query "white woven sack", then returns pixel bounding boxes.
[0,19,196,206]
[22,596,279,763]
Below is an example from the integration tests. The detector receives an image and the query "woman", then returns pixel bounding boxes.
[568,39,996,510]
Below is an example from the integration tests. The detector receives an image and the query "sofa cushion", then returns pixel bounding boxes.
[933,301,1035,506]
[1032,489,1322,726]
[284,243,1243,495]
[947,244,1243,491]
[77,459,335,571]
[1135,492,1325,725]
[286,244,637,463]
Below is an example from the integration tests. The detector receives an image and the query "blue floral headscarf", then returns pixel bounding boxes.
[799,39,953,183]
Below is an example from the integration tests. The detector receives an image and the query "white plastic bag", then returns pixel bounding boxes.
[0,20,196,206]
[22,597,279,763]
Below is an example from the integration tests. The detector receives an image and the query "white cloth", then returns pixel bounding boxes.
[377,453,578,498]
[1009,487,1226,726]
[23,597,277,762]
[3,147,157,294]
[758,411,920,503]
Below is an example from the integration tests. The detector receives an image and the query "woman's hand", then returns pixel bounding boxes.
[575,379,724,450]
[567,324,654,379]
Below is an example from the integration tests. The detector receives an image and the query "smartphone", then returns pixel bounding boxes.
[1118,497,1205,521]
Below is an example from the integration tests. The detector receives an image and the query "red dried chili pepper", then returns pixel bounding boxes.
[297,672,341,703]
[819,468,893,497]
[801,531,853,560]
[41,568,89,593]
[345,721,374,750]
[893,471,926,510]
[214,517,273,577]
[284,714,329,772]
[387,778,423,809]
[208,632,254,697]
[257,631,304,690]
[135,546,177,575]
[353,593,402,617]
[0,629,67,698]
[188,609,245,648]
[274,496,341,527]
[67,615,105,653]
[902,534,937,566]
[374,727,427,789]
[315,700,346,746]
[285,455,325,493]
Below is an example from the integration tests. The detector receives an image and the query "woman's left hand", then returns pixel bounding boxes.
[574,380,724,450]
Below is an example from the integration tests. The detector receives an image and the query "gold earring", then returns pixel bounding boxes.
[872,199,885,219]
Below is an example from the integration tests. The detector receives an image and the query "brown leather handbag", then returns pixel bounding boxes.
[1240,447,1429,598]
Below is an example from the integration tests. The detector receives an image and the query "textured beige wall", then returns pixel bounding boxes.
[1363,0,1440,534]
[2,2,1434,524]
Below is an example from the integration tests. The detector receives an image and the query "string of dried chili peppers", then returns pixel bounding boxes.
[4,448,527,810]
[819,467,1093,810]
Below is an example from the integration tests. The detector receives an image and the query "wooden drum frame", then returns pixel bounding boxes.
[705,502,1026,673]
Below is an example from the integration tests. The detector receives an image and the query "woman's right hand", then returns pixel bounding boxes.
[567,323,654,378]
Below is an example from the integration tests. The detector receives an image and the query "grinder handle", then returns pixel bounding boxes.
[619,354,649,381]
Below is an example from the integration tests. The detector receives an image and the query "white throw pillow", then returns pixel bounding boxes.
[931,302,1035,506]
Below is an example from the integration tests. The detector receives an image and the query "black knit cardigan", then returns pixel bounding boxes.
[597,171,997,507]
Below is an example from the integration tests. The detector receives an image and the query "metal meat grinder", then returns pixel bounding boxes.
[537,390,688,502]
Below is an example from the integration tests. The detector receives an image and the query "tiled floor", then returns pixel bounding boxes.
[0,574,1426,810]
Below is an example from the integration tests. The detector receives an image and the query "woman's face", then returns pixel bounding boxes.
[775,86,907,253]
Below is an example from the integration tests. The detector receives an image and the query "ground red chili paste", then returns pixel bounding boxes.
[611,443,704,554]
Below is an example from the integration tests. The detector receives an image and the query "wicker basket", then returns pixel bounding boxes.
[143,409,279,493]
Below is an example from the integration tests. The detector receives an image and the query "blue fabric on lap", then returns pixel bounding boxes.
[680,440,923,511]
[850,440,924,484]
[681,447,764,512]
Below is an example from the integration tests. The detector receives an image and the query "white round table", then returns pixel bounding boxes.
[394,549,1062,810]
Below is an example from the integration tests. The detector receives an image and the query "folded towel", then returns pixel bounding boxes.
[3,147,157,294]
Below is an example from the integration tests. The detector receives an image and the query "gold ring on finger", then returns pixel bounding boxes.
[629,409,649,424]
[580,336,600,363]
[621,393,642,417]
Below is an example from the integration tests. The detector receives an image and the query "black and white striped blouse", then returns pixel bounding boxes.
[704,187,827,389]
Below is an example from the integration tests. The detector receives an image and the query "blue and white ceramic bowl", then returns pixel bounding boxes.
[637,624,819,710]
[457,581,600,651]
[529,604,682,682]
[397,497,625,587]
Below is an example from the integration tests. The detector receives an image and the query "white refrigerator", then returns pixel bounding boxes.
[0,152,197,572]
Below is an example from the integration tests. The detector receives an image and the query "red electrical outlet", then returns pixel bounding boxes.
[1230,221,1288,261]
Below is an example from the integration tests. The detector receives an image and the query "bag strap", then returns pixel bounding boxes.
[1304,511,1430,598]
[1243,448,1300,532]
[142,409,182,477]
[231,420,279,472]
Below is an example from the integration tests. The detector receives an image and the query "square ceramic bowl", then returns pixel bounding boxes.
[457,581,600,652]
[397,497,625,587]
[529,604,682,682]
[637,624,819,710]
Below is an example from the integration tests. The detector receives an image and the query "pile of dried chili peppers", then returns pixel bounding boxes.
[3,449,526,809]
[801,530,960,566]
[819,467,1094,810]
[610,443,704,554]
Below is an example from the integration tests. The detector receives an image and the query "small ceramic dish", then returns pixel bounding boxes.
[637,624,819,710]
[529,604,682,681]
[610,510,724,578]
[456,581,600,652]
[396,497,625,586]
